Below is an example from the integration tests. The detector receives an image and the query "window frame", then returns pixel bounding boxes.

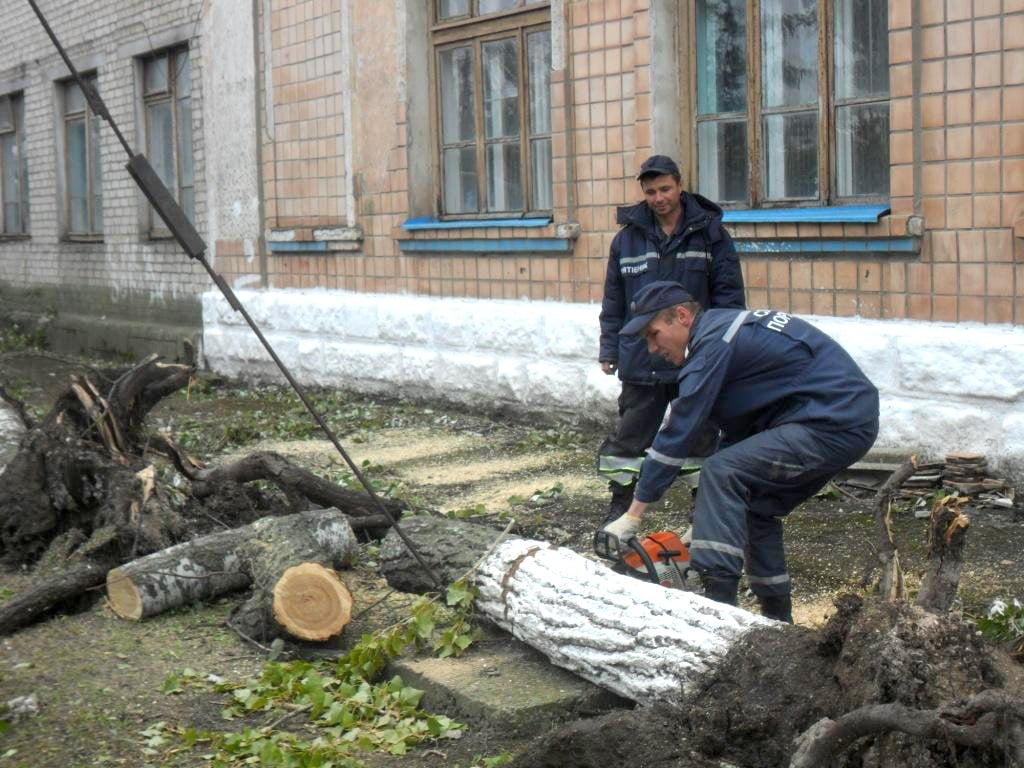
[431,2,552,219]
[691,0,890,209]
[0,92,29,237]
[62,73,103,240]
[139,46,194,237]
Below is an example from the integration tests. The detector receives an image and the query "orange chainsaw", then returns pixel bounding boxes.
[611,531,694,590]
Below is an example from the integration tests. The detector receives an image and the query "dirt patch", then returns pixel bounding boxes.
[1,355,1023,767]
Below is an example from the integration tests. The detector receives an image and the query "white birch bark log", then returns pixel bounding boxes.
[380,517,775,703]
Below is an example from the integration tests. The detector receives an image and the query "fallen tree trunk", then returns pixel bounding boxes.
[108,508,358,642]
[380,516,773,702]
[383,516,1024,768]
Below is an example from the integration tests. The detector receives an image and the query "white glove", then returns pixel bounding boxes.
[593,512,642,559]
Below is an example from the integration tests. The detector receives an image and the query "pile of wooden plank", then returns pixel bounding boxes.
[896,452,1013,511]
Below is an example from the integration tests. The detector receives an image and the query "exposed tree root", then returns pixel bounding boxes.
[791,690,1024,767]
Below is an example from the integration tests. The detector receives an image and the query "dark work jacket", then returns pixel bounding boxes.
[598,193,745,385]
[635,308,880,502]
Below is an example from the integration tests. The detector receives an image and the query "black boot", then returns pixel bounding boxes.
[758,594,793,623]
[701,573,739,606]
[602,481,635,524]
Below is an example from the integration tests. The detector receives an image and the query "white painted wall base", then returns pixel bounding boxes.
[203,289,1024,477]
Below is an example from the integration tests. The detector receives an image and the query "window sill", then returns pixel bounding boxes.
[0,234,30,242]
[402,216,552,231]
[398,237,571,253]
[735,238,918,256]
[721,204,890,224]
[62,235,104,244]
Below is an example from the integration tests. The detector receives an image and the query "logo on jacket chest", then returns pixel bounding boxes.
[753,309,791,332]
[619,252,656,276]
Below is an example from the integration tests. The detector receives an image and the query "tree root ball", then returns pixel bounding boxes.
[510,596,1024,768]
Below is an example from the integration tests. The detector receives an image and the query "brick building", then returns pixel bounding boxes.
[0,0,260,357]
[2,0,1023,351]
[208,0,1022,324]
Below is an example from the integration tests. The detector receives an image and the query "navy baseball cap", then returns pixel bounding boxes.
[637,154,681,180]
[620,281,695,336]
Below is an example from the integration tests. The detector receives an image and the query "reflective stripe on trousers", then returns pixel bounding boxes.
[597,454,643,486]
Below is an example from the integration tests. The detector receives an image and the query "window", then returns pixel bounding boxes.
[0,93,28,235]
[695,0,889,206]
[63,75,103,236]
[433,1,552,216]
[142,48,194,230]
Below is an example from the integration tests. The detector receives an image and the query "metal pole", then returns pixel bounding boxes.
[24,0,442,589]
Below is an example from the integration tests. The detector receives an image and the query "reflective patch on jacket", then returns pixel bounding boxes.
[675,250,711,263]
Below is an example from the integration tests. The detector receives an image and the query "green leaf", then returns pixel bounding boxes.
[161,674,183,694]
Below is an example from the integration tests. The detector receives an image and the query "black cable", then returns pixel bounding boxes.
[24,0,442,589]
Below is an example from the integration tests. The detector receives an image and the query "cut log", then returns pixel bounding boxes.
[229,510,359,642]
[107,508,359,641]
[230,563,353,642]
[380,516,773,702]
[106,526,253,620]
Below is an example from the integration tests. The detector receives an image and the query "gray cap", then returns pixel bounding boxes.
[620,281,695,335]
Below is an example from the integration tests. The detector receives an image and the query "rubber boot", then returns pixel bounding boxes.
[602,481,635,525]
[701,573,739,606]
[758,594,793,623]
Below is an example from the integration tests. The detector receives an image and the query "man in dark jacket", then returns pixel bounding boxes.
[597,155,745,530]
[596,281,879,622]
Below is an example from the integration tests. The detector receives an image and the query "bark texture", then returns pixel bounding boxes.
[0,560,110,635]
[381,516,772,702]
[915,496,971,614]
[190,451,406,523]
[108,509,359,641]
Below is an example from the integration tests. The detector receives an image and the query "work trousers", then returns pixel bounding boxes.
[688,420,878,597]
[597,381,678,486]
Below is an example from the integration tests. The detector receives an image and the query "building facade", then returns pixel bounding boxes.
[2,1,1022,353]
[0,0,261,357]
[208,0,1022,323]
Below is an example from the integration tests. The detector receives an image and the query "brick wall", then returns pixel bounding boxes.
[250,0,1024,326]
[0,0,259,357]
[889,0,1024,323]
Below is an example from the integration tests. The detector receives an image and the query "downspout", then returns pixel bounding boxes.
[253,0,269,288]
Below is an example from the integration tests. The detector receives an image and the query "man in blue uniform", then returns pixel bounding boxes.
[595,281,879,622]
[597,155,744,528]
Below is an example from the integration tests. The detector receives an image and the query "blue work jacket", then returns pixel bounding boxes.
[598,193,745,385]
[635,309,880,502]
